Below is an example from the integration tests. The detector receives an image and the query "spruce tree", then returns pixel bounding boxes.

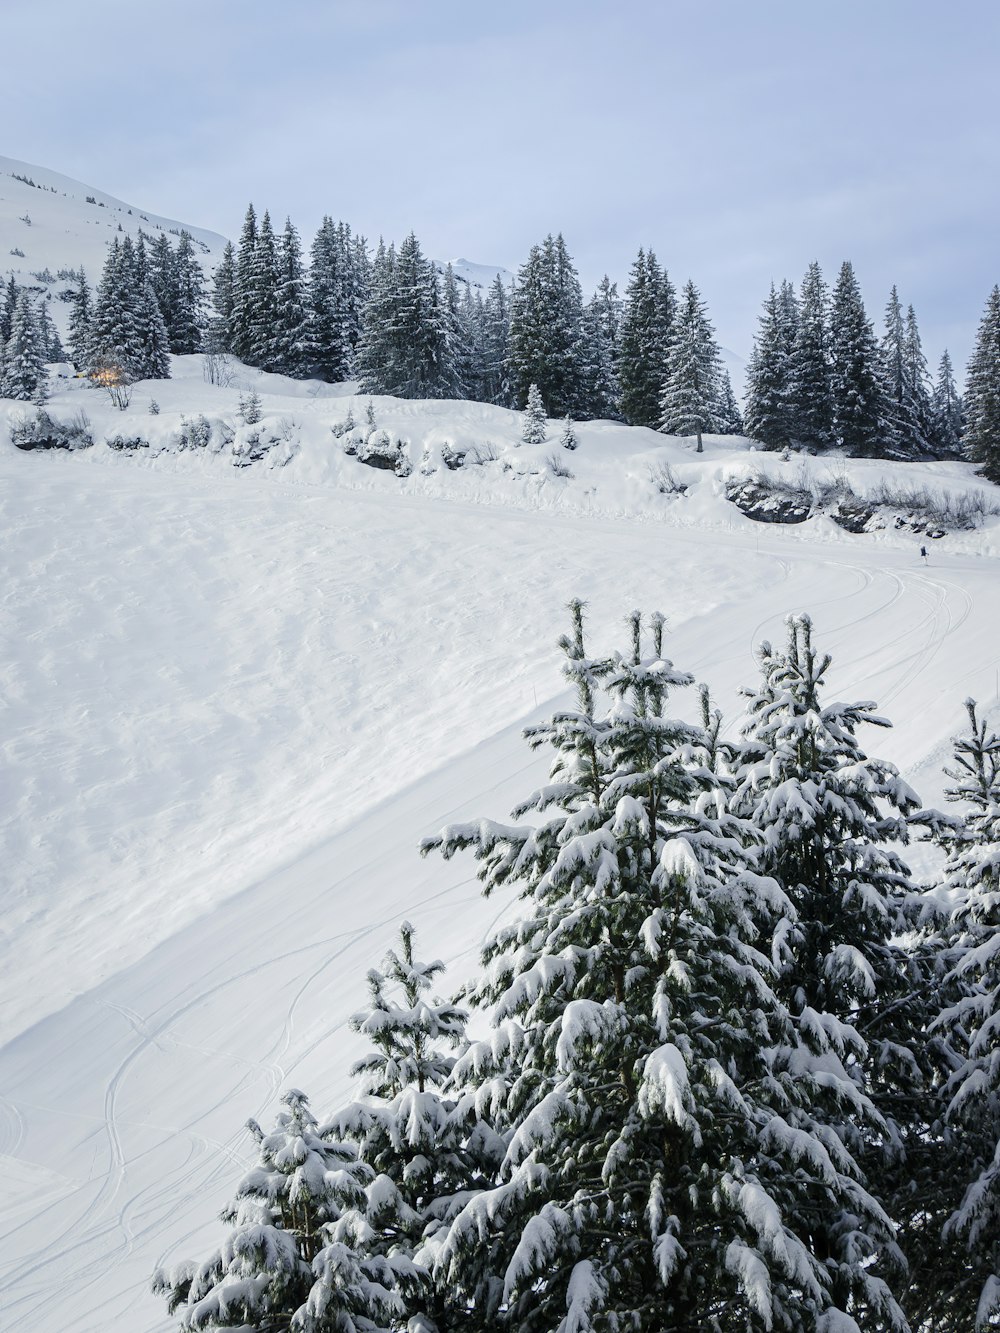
[732,613,938,1318]
[0,275,17,345]
[231,203,259,365]
[927,700,1000,1329]
[356,239,397,395]
[931,349,964,455]
[2,290,47,400]
[829,261,889,457]
[307,217,349,381]
[134,279,172,380]
[274,217,308,377]
[153,1089,406,1331]
[744,281,799,450]
[903,304,933,455]
[658,279,721,452]
[208,241,237,354]
[67,270,92,369]
[171,231,205,355]
[964,285,1000,483]
[618,249,675,429]
[580,276,621,420]
[248,209,281,371]
[422,604,908,1333]
[88,236,142,377]
[331,923,497,1331]
[440,262,472,400]
[507,234,586,416]
[481,274,513,407]
[714,365,744,434]
[789,262,834,451]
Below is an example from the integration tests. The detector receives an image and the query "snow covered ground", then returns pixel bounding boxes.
[2,356,1000,1331]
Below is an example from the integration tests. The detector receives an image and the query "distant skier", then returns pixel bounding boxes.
[920,544,928,563]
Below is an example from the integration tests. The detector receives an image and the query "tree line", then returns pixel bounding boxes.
[155,606,1000,1333]
[4,203,1000,476]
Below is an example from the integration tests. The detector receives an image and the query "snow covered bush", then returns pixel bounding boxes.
[9,407,92,451]
[520,383,547,444]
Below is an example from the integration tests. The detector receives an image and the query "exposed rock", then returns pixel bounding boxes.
[727,478,812,524]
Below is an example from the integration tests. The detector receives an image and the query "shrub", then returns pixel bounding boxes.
[648,460,688,495]
[547,451,574,479]
[10,408,92,452]
[175,415,213,451]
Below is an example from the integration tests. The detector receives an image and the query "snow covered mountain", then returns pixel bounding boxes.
[0,155,229,294]
[432,256,515,291]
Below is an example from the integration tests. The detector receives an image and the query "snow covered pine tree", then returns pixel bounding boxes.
[330,921,503,1331]
[421,602,908,1333]
[153,1088,413,1331]
[929,700,1000,1329]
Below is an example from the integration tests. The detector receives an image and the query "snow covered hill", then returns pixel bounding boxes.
[2,351,1000,1331]
[0,155,229,333]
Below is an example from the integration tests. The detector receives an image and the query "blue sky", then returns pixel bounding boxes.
[5,0,998,371]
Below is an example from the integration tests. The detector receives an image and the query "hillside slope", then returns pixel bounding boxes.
[1,356,1000,1331]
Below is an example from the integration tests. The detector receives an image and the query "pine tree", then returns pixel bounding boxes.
[273,217,308,377]
[881,285,916,456]
[356,239,397,395]
[67,270,92,369]
[134,279,172,380]
[559,414,578,450]
[148,232,178,338]
[659,279,721,452]
[36,298,64,362]
[507,234,586,416]
[714,365,744,434]
[331,923,496,1331]
[307,217,348,381]
[931,349,964,455]
[789,261,834,451]
[421,604,908,1333]
[248,209,281,371]
[829,261,889,457]
[520,382,547,443]
[481,275,513,407]
[733,613,940,1319]
[618,249,675,429]
[230,203,259,365]
[0,275,18,345]
[171,231,205,355]
[744,281,799,450]
[2,290,48,400]
[153,1089,407,1332]
[964,285,1000,483]
[580,276,621,420]
[902,304,933,455]
[208,241,237,354]
[927,700,1000,1329]
[88,236,142,377]
[439,262,472,399]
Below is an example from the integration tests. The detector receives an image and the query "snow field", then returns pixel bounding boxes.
[1,364,999,1331]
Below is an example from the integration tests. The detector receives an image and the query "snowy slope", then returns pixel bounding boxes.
[432,256,514,290]
[1,358,1000,1331]
[0,155,229,334]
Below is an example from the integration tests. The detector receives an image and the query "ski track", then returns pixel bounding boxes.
[0,469,994,1332]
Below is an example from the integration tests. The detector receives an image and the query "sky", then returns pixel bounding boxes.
[4,0,998,371]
